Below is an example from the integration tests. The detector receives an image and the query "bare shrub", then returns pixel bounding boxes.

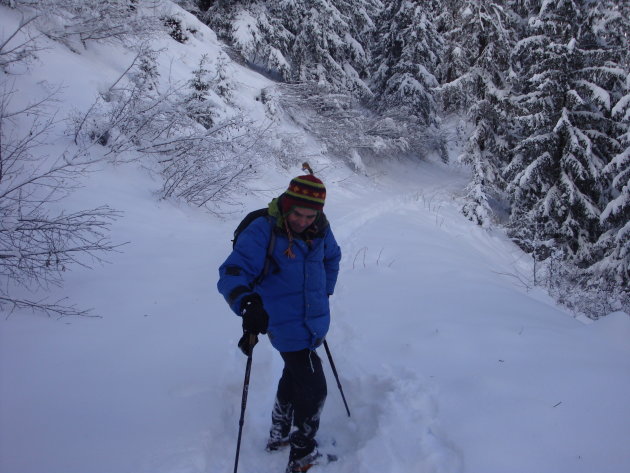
[0,83,121,317]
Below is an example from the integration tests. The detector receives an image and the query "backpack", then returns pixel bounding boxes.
[232,208,277,285]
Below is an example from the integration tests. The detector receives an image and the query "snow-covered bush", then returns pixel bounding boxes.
[161,15,189,43]
[74,46,262,211]
[4,0,162,50]
[277,82,445,168]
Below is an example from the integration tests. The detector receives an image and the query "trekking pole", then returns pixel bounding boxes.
[233,332,258,473]
[323,340,351,417]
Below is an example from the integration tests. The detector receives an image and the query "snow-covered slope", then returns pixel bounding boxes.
[1,3,629,473]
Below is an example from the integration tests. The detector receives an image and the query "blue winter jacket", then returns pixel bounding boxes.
[217,200,342,352]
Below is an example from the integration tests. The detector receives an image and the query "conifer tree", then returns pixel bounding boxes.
[505,0,615,264]
[597,127,630,288]
[289,0,372,96]
[186,54,214,128]
[202,0,378,96]
[433,0,515,225]
[587,0,630,291]
[213,51,234,100]
[370,0,442,125]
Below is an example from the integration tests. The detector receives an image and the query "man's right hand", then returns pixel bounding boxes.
[238,332,258,356]
[240,293,269,335]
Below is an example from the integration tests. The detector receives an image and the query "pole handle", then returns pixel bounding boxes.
[238,331,259,356]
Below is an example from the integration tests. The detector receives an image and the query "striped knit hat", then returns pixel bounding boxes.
[281,163,326,213]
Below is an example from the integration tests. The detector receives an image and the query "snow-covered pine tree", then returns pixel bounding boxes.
[186,54,215,128]
[201,0,379,97]
[505,0,614,267]
[460,94,513,226]
[289,0,375,96]
[587,0,630,295]
[201,0,294,81]
[189,54,211,101]
[213,51,234,100]
[596,123,630,291]
[433,0,516,225]
[370,0,441,126]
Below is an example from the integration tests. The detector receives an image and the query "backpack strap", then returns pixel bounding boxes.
[252,216,277,287]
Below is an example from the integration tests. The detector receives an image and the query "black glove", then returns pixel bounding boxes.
[238,332,258,356]
[240,293,268,335]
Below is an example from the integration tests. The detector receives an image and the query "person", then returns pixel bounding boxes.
[217,164,342,473]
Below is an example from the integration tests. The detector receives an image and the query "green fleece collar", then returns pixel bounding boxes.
[267,197,285,228]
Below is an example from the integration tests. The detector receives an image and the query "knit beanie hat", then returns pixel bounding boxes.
[280,163,326,214]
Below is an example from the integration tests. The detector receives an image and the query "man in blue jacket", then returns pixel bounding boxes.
[218,166,341,473]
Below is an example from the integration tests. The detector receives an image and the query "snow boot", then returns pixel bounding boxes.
[266,398,293,451]
[285,447,321,473]
[265,435,290,452]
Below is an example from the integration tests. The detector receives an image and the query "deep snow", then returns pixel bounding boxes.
[1,3,629,473]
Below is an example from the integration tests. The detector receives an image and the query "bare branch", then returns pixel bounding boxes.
[0,13,43,69]
[0,295,97,319]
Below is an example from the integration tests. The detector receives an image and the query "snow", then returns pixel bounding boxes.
[612,92,630,120]
[2,3,630,473]
[344,31,366,60]
[578,79,611,111]
[601,184,629,221]
[232,10,262,53]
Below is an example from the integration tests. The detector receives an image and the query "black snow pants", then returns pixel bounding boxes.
[269,348,327,457]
